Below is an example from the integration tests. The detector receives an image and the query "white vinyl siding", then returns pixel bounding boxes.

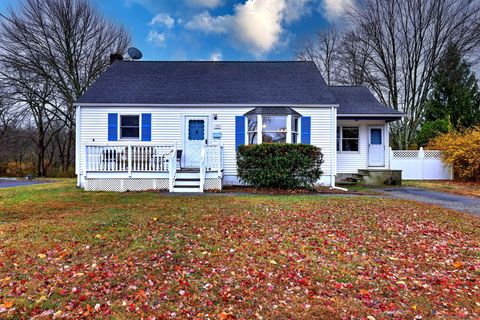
[77,106,336,185]
[336,120,390,173]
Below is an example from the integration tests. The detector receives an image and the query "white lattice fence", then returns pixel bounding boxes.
[390,147,452,180]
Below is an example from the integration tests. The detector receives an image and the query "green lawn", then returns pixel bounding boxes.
[0,181,479,319]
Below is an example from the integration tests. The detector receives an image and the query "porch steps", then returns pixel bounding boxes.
[172,170,202,193]
[336,171,366,186]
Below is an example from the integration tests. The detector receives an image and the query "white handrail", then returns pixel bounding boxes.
[84,144,175,173]
[168,146,177,192]
[199,146,206,192]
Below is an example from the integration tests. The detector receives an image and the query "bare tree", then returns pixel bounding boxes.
[349,0,480,148]
[0,0,130,174]
[297,0,480,148]
[297,28,341,85]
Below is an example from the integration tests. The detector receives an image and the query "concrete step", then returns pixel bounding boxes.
[336,180,358,186]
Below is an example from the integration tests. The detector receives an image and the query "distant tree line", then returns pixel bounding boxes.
[0,0,130,177]
[297,0,480,149]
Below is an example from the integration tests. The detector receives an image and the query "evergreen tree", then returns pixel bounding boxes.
[424,44,480,129]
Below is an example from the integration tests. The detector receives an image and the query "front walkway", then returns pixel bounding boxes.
[377,187,480,216]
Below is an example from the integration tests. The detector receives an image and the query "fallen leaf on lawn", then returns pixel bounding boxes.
[2,301,13,308]
[36,295,47,303]
[453,261,463,268]
[359,289,369,295]
[95,234,103,239]
[367,316,376,320]
[153,217,158,221]
[269,260,277,265]
[38,253,46,259]
[219,312,236,320]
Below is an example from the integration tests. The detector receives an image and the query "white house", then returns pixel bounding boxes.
[74,61,403,192]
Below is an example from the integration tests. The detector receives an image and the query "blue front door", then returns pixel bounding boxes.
[184,116,208,167]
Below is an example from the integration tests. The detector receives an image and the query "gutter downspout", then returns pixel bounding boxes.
[330,105,336,188]
[330,105,348,191]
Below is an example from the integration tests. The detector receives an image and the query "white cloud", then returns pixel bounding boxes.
[150,13,175,29]
[185,11,229,33]
[321,0,354,21]
[209,50,223,61]
[185,0,223,8]
[185,0,313,56]
[147,30,166,47]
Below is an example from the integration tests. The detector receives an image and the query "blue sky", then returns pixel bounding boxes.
[0,0,352,61]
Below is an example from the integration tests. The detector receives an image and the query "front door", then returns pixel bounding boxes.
[184,116,208,168]
[368,126,385,167]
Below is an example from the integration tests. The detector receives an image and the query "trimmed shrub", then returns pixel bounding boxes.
[427,127,480,182]
[237,144,324,189]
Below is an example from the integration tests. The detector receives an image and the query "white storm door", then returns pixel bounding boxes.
[368,126,385,167]
[184,116,208,168]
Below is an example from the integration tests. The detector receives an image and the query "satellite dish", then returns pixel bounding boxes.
[127,47,143,60]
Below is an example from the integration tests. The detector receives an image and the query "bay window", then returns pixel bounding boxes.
[244,107,302,144]
[262,115,287,143]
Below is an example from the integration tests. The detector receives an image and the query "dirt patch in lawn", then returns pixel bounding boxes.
[0,181,479,319]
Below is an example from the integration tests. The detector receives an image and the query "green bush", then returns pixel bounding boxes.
[237,144,324,189]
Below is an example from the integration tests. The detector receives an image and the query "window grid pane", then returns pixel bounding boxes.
[120,115,140,139]
[339,126,359,152]
[263,116,287,132]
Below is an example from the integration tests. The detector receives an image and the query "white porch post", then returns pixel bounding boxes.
[128,143,132,177]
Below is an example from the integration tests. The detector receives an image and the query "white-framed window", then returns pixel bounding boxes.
[337,126,359,152]
[262,115,287,143]
[291,116,299,144]
[247,114,300,144]
[120,115,140,139]
[247,115,258,144]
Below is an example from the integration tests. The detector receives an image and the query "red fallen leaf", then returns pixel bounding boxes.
[79,295,87,301]
[128,303,135,312]
[59,289,68,296]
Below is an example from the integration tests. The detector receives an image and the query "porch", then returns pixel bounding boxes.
[82,143,224,192]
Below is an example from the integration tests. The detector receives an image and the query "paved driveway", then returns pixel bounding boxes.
[0,178,50,188]
[379,187,480,216]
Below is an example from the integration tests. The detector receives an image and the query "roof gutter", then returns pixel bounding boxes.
[73,103,340,108]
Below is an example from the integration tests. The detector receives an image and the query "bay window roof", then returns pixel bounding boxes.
[244,107,301,116]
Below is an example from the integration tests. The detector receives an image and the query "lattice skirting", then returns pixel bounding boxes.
[204,178,222,190]
[84,178,222,192]
[85,178,169,192]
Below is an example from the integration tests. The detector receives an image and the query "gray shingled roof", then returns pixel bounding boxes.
[329,86,402,115]
[76,61,337,105]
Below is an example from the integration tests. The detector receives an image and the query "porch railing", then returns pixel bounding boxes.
[84,143,224,179]
[204,143,224,177]
[84,144,176,174]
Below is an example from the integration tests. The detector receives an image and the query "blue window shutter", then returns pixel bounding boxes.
[301,116,311,144]
[108,113,118,141]
[235,116,245,151]
[141,113,152,141]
